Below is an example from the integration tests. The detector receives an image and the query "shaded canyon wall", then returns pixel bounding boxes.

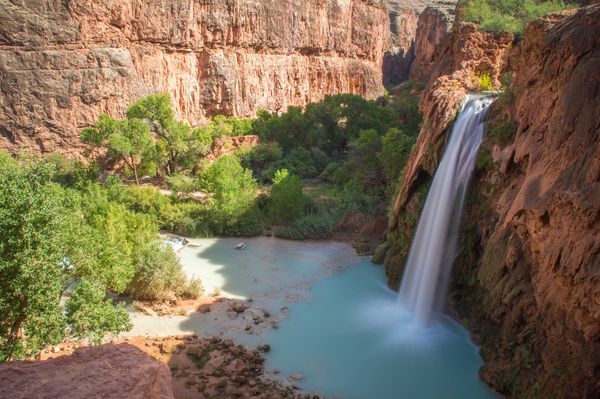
[0,0,390,155]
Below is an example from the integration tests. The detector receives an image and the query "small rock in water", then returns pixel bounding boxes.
[289,374,304,381]
[257,344,271,353]
[273,368,280,374]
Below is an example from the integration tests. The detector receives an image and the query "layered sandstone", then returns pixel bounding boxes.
[0,0,389,155]
[381,4,600,398]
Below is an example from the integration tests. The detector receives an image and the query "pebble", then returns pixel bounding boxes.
[289,374,304,381]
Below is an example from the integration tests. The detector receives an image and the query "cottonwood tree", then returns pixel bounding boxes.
[0,160,130,360]
[126,94,210,176]
[81,115,154,185]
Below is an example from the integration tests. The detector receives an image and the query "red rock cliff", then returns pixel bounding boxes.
[0,0,390,155]
[381,4,600,398]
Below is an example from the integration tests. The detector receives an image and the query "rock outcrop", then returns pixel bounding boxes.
[0,0,390,155]
[383,0,455,85]
[408,5,454,81]
[0,343,174,398]
[381,4,600,398]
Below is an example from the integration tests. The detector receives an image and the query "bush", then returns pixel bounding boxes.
[269,169,304,225]
[476,73,494,91]
[66,280,131,344]
[275,210,336,240]
[461,0,569,35]
[198,155,262,236]
[167,173,198,194]
[126,243,201,301]
[159,202,210,237]
[112,185,171,218]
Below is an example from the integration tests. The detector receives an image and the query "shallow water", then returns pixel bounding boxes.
[264,259,496,399]
[129,237,496,398]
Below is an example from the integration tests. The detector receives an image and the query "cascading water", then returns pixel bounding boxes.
[399,95,493,325]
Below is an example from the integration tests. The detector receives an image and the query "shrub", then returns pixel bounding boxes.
[159,202,210,237]
[113,185,171,218]
[167,173,198,194]
[275,211,336,240]
[476,73,494,91]
[269,169,304,225]
[198,155,262,236]
[126,243,201,301]
[461,0,569,35]
[66,280,132,344]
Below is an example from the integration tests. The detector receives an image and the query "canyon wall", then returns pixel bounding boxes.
[382,0,455,85]
[381,4,600,398]
[0,0,390,155]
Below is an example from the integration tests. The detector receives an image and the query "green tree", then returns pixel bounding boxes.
[380,128,415,196]
[81,115,154,185]
[0,161,131,360]
[270,169,304,225]
[198,155,260,235]
[66,280,132,345]
[126,94,210,175]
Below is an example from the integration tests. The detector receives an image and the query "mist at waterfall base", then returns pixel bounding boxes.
[264,260,496,399]
[399,95,493,324]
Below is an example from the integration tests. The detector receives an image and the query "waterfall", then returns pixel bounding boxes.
[398,95,493,324]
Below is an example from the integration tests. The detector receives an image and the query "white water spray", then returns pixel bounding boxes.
[399,95,493,325]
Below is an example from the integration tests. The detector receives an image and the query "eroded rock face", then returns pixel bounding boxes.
[383,0,455,85]
[408,5,454,81]
[0,343,174,399]
[455,7,600,397]
[0,0,390,155]
[383,5,600,398]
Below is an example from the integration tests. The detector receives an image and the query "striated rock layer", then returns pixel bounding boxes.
[0,0,390,155]
[381,4,600,398]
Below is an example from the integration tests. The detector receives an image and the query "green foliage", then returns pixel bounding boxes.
[461,0,569,34]
[43,153,98,188]
[253,94,395,157]
[488,119,518,146]
[81,115,155,185]
[275,210,336,240]
[476,73,495,91]
[0,161,71,359]
[167,173,198,194]
[237,142,283,174]
[0,160,136,360]
[126,94,209,176]
[381,128,414,194]
[66,280,131,345]
[159,202,210,237]
[125,243,201,301]
[197,115,254,140]
[199,155,261,236]
[269,169,304,224]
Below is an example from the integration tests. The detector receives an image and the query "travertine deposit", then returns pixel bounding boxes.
[0,0,390,155]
